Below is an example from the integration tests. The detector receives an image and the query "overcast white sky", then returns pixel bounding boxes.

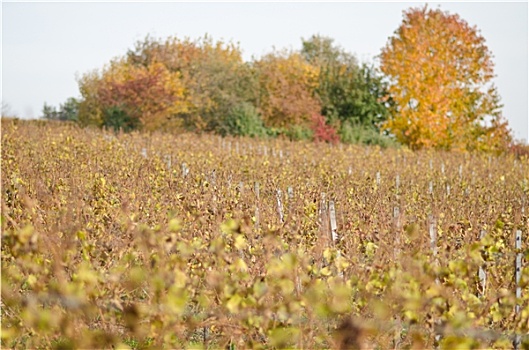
[2,2,528,142]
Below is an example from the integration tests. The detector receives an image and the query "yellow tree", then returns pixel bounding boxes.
[254,51,321,129]
[380,5,511,151]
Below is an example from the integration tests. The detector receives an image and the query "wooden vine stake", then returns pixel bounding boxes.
[429,214,442,347]
[429,215,439,284]
[329,200,338,243]
[254,182,260,231]
[393,205,403,349]
[328,200,343,278]
[514,229,522,350]
[181,163,189,178]
[287,186,293,200]
[478,230,487,297]
[164,154,172,169]
[276,189,284,224]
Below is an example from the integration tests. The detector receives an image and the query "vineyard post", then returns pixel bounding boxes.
[393,204,403,349]
[329,200,338,243]
[319,193,330,262]
[164,154,171,169]
[254,182,260,231]
[276,189,284,224]
[181,163,189,178]
[348,166,352,176]
[514,229,522,350]
[376,171,381,186]
[141,148,147,158]
[429,215,439,284]
[478,230,487,297]
[328,200,343,278]
[429,214,442,347]
[429,181,433,195]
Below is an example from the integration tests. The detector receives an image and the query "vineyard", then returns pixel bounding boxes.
[1,119,528,349]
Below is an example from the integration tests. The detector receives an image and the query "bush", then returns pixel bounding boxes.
[102,106,141,132]
[311,113,339,144]
[221,103,268,138]
[285,125,314,141]
[509,140,529,159]
[339,121,399,148]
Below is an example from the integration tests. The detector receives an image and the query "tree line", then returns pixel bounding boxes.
[42,6,514,152]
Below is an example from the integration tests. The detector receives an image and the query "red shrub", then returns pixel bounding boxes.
[509,141,529,159]
[311,113,339,144]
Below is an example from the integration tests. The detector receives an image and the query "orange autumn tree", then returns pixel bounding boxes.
[380,5,511,151]
[254,51,321,130]
[78,59,187,132]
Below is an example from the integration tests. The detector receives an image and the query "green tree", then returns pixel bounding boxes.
[41,97,79,121]
[301,35,392,138]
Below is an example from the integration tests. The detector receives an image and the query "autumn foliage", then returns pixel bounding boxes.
[97,61,187,131]
[254,51,321,129]
[311,113,340,144]
[71,6,516,152]
[380,5,512,152]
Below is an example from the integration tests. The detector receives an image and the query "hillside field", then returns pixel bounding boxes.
[1,119,528,349]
